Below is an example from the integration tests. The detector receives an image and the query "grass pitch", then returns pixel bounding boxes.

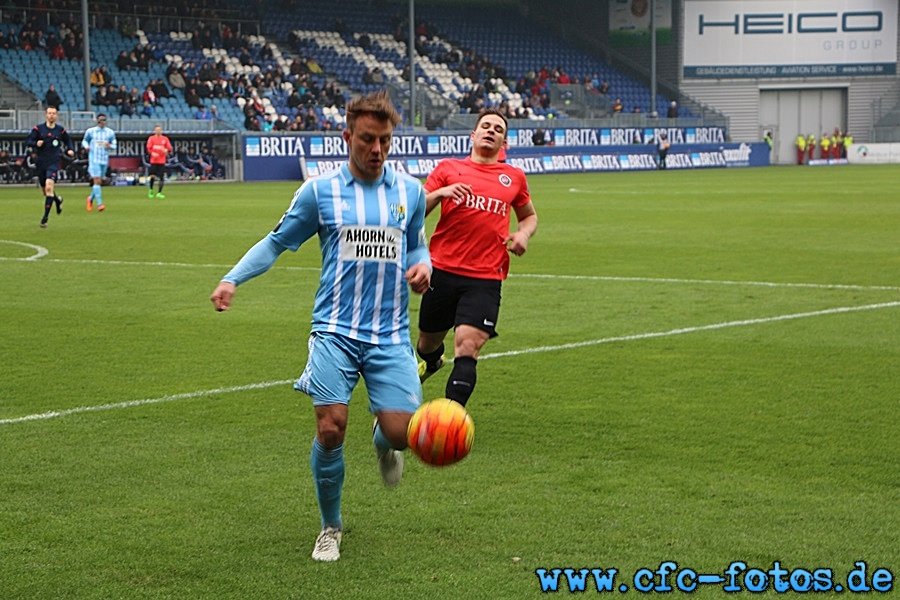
[1,165,898,598]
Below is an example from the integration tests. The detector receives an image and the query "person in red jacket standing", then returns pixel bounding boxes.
[146,125,173,198]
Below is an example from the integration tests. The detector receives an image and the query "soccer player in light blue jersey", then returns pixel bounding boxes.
[210,91,431,563]
[81,113,117,211]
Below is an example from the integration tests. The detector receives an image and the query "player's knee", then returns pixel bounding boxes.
[376,412,411,449]
[316,417,347,449]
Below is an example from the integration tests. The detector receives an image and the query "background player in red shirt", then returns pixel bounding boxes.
[416,107,538,407]
[146,125,173,198]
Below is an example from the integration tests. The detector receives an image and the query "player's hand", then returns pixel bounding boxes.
[441,183,472,201]
[405,263,431,295]
[210,281,236,311]
[506,231,529,256]
[36,140,44,147]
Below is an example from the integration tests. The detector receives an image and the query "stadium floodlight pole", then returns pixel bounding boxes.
[408,0,416,128]
[649,0,657,118]
[82,0,91,111]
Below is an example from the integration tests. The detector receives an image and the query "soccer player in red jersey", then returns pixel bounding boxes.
[416,107,538,407]
[146,125,173,198]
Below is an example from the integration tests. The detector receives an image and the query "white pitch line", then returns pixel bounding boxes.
[480,301,900,360]
[2,300,898,426]
[1,254,897,292]
[513,273,900,292]
[0,380,295,425]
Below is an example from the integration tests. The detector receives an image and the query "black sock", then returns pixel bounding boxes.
[445,356,477,407]
[417,343,445,371]
[43,197,53,221]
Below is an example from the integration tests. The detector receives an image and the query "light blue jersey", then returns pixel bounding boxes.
[82,125,117,167]
[223,163,430,345]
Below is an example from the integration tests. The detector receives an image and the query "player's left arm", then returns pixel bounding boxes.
[507,201,537,257]
[108,131,117,151]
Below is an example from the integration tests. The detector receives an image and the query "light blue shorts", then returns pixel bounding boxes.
[295,331,421,414]
[88,162,107,178]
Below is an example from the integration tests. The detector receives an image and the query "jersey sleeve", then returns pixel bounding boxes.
[512,168,531,208]
[25,126,39,150]
[269,181,320,251]
[423,159,449,192]
[81,129,92,150]
[221,236,285,286]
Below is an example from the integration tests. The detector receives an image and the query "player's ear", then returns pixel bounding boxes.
[342,128,352,145]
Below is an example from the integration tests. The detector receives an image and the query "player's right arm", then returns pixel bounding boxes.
[210,236,285,311]
[25,126,40,151]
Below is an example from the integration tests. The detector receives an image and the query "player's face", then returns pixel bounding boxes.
[45,107,58,126]
[154,126,162,136]
[344,113,392,182]
[471,114,506,157]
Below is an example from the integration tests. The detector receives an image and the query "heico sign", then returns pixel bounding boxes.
[683,0,897,78]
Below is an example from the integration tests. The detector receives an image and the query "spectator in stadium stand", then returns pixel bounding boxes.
[44,85,63,109]
[667,100,679,118]
[414,107,537,409]
[90,66,105,87]
[795,133,807,165]
[195,105,213,120]
[612,97,623,113]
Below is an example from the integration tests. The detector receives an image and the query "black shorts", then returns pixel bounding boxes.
[149,164,165,178]
[418,267,502,338]
[36,163,59,187]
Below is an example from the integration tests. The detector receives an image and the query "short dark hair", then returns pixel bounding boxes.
[475,107,508,139]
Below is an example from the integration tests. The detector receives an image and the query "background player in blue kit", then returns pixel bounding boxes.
[209,90,431,563]
[82,113,117,212]
[25,106,74,228]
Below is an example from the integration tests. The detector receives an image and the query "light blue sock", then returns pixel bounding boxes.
[310,438,344,529]
[93,184,103,206]
[373,421,393,454]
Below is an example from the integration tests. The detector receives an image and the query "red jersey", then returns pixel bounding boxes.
[425,157,530,280]
[146,134,173,165]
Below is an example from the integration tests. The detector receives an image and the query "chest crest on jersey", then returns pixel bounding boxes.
[389,202,406,225]
[498,173,512,187]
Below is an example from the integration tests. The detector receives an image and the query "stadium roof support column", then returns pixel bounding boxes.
[82,0,91,111]
[408,0,416,127]
[650,0,657,117]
